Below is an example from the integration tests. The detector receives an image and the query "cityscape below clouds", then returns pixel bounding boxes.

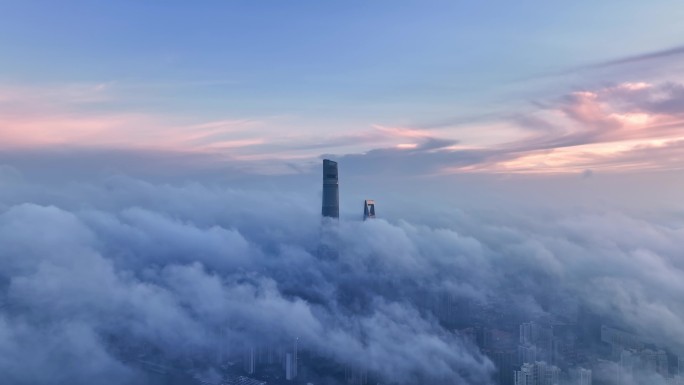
[0,2,683,385]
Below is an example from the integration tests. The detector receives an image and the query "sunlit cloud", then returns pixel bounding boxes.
[1,78,683,176]
[486,139,684,174]
[372,124,434,139]
[345,80,684,176]
[617,82,652,91]
[0,83,270,155]
[450,80,684,174]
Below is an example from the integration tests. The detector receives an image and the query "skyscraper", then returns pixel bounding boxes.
[514,361,560,385]
[244,347,256,375]
[292,337,298,379]
[285,353,294,380]
[484,348,517,385]
[284,338,298,381]
[514,363,534,385]
[577,368,591,385]
[322,159,339,219]
[363,200,376,220]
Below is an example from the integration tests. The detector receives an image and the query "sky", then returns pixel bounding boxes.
[1,0,683,182]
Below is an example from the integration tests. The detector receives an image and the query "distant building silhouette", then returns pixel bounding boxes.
[570,368,592,385]
[483,348,517,385]
[283,338,299,381]
[514,361,559,385]
[285,353,295,380]
[345,365,368,385]
[244,347,256,375]
[363,200,375,220]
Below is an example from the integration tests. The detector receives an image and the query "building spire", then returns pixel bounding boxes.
[363,200,376,220]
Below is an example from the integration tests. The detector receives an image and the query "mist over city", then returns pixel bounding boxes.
[1,2,683,385]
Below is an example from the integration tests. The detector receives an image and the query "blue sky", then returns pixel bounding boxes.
[1,0,683,177]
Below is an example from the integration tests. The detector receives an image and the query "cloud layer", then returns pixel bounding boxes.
[0,172,683,384]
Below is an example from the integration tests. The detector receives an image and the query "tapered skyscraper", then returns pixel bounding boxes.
[322,159,339,218]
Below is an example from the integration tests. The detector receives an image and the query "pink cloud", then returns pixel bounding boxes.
[1,79,682,176]
[0,83,405,169]
[0,83,267,154]
[463,81,684,174]
[561,91,621,129]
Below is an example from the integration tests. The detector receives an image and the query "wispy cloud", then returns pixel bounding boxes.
[333,80,684,176]
[0,82,458,167]
[589,44,684,69]
[0,83,268,154]
[2,73,683,177]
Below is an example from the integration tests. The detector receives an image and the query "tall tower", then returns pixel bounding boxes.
[322,159,339,218]
[363,200,376,220]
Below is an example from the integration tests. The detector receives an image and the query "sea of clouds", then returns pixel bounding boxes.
[0,167,682,385]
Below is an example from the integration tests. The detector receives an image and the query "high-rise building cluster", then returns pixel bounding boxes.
[600,326,679,385]
[345,365,369,385]
[448,307,684,385]
[514,361,560,385]
[569,368,592,385]
[236,339,300,383]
